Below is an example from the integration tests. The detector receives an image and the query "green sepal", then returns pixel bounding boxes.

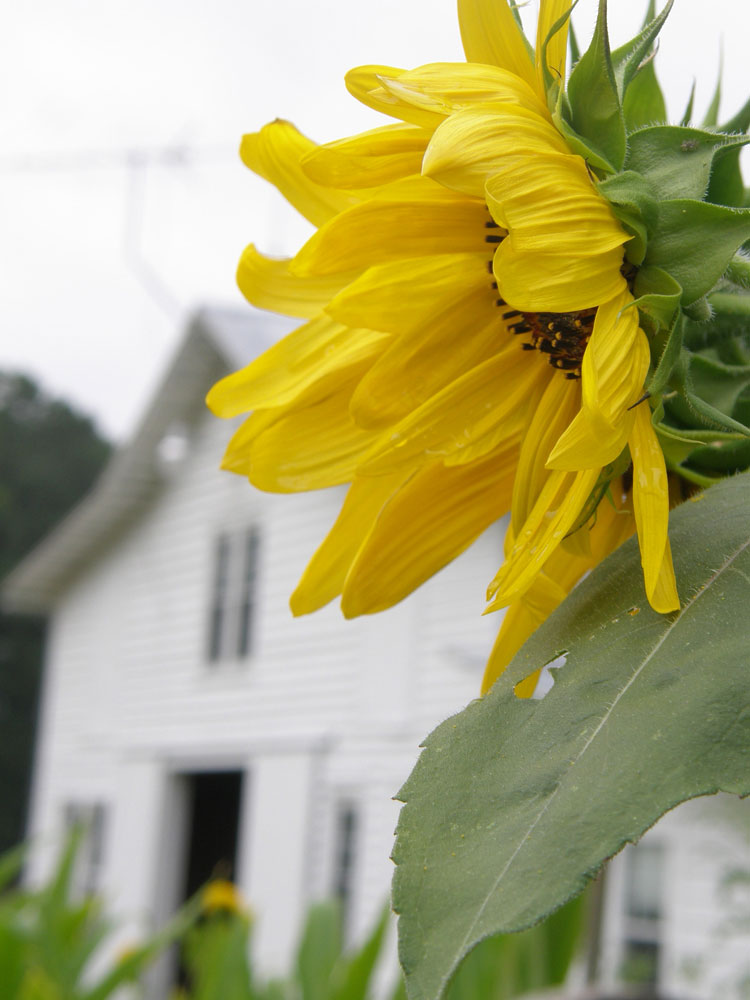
[552,108,615,174]
[568,18,580,67]
[666,352,750,435]
[622,56,667,130]
[643,199,750,305]
[687,436,750,475]
[723,255,750,291]
[508,0,535,60]
[691,353,750,417]
[701,53,722,128]
[610,0,673,98]
[625,126,748,202]
[707,144,747,207]
[631,264,682,331]
[565,0,626,170]
[667,353,750,437]
[540,3,577,105]
[719,95,750,135]
[651,400,744,466]
[639,290,683,395]
[680,81,696,126]
[597,170,658,265]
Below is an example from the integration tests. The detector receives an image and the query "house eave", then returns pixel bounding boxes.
[1,306,291,615]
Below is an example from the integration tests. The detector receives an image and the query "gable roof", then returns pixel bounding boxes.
[2,306,294,615]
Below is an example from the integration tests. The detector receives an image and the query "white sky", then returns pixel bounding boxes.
[1,0,748,440]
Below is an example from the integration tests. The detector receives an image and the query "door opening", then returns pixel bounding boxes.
[181,769,244,900]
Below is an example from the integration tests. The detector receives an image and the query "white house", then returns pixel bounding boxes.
[4,307,749,1000]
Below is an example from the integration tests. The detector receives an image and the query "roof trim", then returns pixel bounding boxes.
[1,307,290,614]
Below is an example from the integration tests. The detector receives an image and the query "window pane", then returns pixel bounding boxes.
[207,534,231,662]
[236,528,259,658]
[332,803,358,934]
[625,843,664,920]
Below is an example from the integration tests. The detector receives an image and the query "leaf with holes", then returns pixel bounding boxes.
[392,472,750,1000]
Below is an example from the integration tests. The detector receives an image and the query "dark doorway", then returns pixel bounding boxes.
[181,770,245,901]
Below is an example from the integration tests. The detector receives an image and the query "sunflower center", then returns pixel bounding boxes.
[504,306,596,379]
[485,219,595,380]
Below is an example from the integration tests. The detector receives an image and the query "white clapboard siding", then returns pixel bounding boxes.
[17,310,750,1000]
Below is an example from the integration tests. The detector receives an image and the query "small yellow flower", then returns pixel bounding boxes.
[201,879,247,916]
[208,0,678,694]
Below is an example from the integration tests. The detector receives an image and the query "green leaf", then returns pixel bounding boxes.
[393,473,750,1000]
[296,902,343,1000]
[565,0,625,170]
[330,905,389,1000]
[643,199,750,304]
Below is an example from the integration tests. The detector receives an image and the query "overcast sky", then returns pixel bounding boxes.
[1,0,748,441]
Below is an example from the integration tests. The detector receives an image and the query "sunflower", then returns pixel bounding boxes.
[207,0,679,694]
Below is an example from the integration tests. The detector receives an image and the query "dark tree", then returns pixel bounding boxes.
[0,373,111,853]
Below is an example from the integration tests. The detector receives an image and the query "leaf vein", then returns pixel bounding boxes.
[457,530,750,959]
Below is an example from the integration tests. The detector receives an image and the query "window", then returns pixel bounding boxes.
[207,528,260,662]
[63,801,107,897]
[620,842,664,991]
[332,801,358,935]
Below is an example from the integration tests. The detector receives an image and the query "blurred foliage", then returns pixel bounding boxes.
[0,372,111,854]
[177,891,585,1000]
[0,831,585,1000]
[0,829,197,1000]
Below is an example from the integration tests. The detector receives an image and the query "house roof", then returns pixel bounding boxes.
[1,306,294,615]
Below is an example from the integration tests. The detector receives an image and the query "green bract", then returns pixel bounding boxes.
[561,0,750,482]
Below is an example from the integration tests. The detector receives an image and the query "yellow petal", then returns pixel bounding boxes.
[292,192,488,276]
[486,466,601,608]
[349,286,501,429]
[342,444,518,616]
[580,295,650,420]
[511,374,580,533]
[237,245,355,318]
[629,403,679,612]
[548,293,649,470]
[327,254,490,335]
[493,241,627,313]
[485,153,628,256]
[482,540,587,694]
[290,471,405,614]
[458,0,536,90]
[424,109,568,198]
[242,376,379,492]
[359,344,547,474]
[240,121,357,226]
[345,66,443,129]
[206,315,388,416]
[379,63,549,121]
[537,0,570,93]
[301,123,428,189]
